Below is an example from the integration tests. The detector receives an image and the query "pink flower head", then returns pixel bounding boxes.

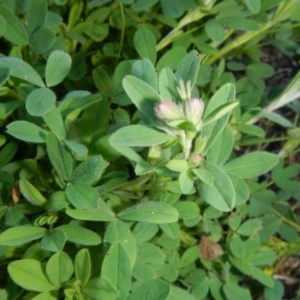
[184,98,204,130]
[155,100,183,121]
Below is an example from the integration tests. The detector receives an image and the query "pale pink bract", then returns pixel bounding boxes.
[155,100,183,121]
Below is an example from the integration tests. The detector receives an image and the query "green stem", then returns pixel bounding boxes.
[274,210,300,232]
[238,135,293,146]
[203,22,273,65]
[156,1,216,51]
[117,3,126,59]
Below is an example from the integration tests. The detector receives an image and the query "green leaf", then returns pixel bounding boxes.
[205,20,225,42]
[30,26,57,54]
[207,125,233,166]
[0,14,6,38]
[224,151,279,179]
[0,142,17,169]
[219,17,261,31]
[0,5,28,45]
[101,243,131,300]
[41,229,66,252]
[75,249,91,287]
[229,235,246,259]
[229,174,250,205]
[6,121,47,143]
[237,219,262,236]
[134,27,157,64]
[65,202,115,222]
[175,50,200,87]
[118,201,179,224]
[202,83,235,154]
[129,279,170,300]
[260,110,294,128]
[201,162,235,211]
[0,66,10,85]
[161,0,183,17]
[157,47,186,72]
[166,159,189,172]
[249,248,277,267]
[158,67,178,100]
[190,273,210,299]
[223,282,251,300]
[0,100,19,121]
[56,224,101,246]
[240,124,265,138]
[43,107,66,140]
[192,165,214,186]
[92,65,113,96]
[84,277,118,300]
[264,280,284,300]
[179,246,199,268]
[104,220,137,268]
[59,93,102,116]
[179,170,194,194]
[131,58,158,91]
[110,125,171,147]
[175,201,200,227]
[27,0,47,34]
[243,0,261,14]
[45,50,72,87]
[46,133,73,181]
[8,259,55,292]
[66,183,99,209]
[26,88,56,117]
[272,160,300,191]
[203,101,239,126]
[123,75,162,124]
[132,222,159,243]
[19,178,47,206]
[131,0,159,10]
[70,155,108,184]
[230,257,274,287]
[0,226,46,246]
[32,292,57,300]
[247,63,274,78]
[46,251,74,287]
[0,57,44,87]
[167,286,196,300]
[65,140,88,160]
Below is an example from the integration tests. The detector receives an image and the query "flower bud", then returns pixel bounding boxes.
[195,137,207,154]
[148,144,162,160]
[188,153,204,167]
[155,100,183,121]
[184,98,204,131]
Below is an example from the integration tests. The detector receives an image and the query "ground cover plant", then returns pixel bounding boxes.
[0,0,299,299]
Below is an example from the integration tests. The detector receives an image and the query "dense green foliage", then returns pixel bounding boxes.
[0,0,299,299]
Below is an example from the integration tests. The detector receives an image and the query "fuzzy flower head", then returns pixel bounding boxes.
[184,98,204,131]
[155,100,183,121]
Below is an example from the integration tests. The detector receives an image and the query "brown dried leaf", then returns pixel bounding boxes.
[199,235,223,260]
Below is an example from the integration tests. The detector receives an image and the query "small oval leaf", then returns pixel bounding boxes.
[6,121,48,143]
[224,151,279,179]
[110,125,171,147]
[26,88,56,117]
[56,224,101,246]
[8,259,55,292]
[45,50,72,87]
[118,201,179,224]
[134,27,157,64]
[0,226,46,246]
[0,57,44,87]
[19,179,47,206]
[66,183,99,209]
